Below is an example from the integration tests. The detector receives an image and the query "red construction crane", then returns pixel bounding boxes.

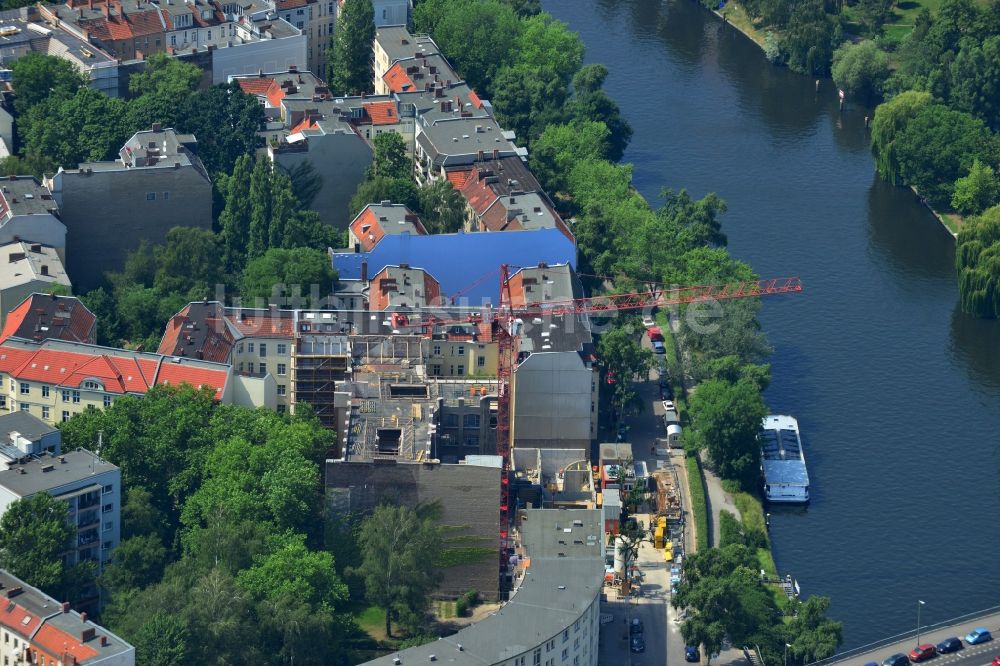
[396,266,803,589]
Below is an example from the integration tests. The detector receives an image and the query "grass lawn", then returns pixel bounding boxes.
[685,455,710,552]
[719,2,767,48]
[940,213,963,236]
[434,600,457,619]
[879,0,990,41]
[355,604,388,641]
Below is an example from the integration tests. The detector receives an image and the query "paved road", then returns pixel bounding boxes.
[822,611,1000,666]
[701,461,741,548]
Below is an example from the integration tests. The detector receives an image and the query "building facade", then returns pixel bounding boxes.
[45,126,213,291]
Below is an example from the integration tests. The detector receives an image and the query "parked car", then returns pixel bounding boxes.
[630,635,645,653]
[936,638,962,654]
[882,653,910,666]
[630,618,643,635]
[685,646,700,662]
[652,340,665,354]
[966,628,993,645]
[991,656,1000,666]
[908,645,936,662]
[642,315,655,328]
[662,400,676,412]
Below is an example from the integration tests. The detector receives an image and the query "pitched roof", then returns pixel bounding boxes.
[225,311,295,338]
[0,596,41,639]
[237,76,275,95]
[383,62,414,93]
[363,101,399,125]
[0,294,96,345]
[157,302,234,363]
[446,168,473,189]
[31,621,100,663]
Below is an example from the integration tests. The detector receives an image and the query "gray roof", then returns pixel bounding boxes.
[0,449,117,498]
[517,312,593,356]
[0,411,57,444]
[375,25,440,66]
[417,117,516,166]
[362,509,603,666]
[0,177,59,219]
[511,263,580,305]
[0,241,70,289]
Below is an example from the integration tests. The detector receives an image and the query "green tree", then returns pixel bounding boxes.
[855,0,893,36]
[430,0,522,94]
[175,82,264,175]
[832,40,891,102]
[870,90,934,184]
[785,596,844,662]
[239,247,337,308]
[353,504,443,637]
[686,378,768,488]
[491,64,568,144]
[328,0,375,95]
[368,132,411,180]
[248,157,274,260]
[218,154,254,273]
[598,325,654,417]
[779,0,836,75]
[152,227,223,296]
[893,103,999,206]
[0,494,72,592]
[564,65,633,161]
[20,87,127,168]
[529,121,611,194]
[956,204,1000,318]
[516,13,583,83]
[128,53,203,98]
[952,159,1000,215]
[133,612,191,666]
[0,154,57,179]
[349,175,421,218]
[11,53,86,115]
[417,180,467,234]
[950,35,1000,130]
[99,534,168,596]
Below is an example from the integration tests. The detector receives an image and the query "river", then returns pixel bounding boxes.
[543,0,1000,650]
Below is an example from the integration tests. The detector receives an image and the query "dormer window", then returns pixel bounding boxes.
[83,380,102,391]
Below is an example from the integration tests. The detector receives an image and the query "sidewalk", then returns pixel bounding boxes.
[700,458,741,548]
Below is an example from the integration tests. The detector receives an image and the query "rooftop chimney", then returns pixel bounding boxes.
[151,122,162,132]
[61,601,71,613]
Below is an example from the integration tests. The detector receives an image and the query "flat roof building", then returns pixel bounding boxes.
[0,242,71,325]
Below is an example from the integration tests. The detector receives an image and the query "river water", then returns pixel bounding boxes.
[544,0,1000,650]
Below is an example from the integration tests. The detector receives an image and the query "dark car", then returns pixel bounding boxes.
[631,636,645,653]
[908,645,936,662]
[685,645,700,662]
[630,618,643,636]
[936,638,962,654]
[882,653,910,666]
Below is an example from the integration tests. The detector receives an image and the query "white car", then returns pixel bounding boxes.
[662,400,676,412]
[642,315,655,328]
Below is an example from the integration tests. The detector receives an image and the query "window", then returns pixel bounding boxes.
[1,395,8,409]
[103,520,113,533]
[102,484,113,495]
[237,343,244,354]
[170,34,176,45]
[247,342,254,353]
[444,413,459,428]
[432,345,441,355]
[259,363,266,374]
[277,363,286,376]
[464,414,480,428]
[19,382,28,395]
[104,395,112,408]
[457,345,465,355]
[478,356,486,367]
[102,541,111,551]
[277,404,286,414]
[102,503,113,514]
[277,384,286,396]
[207,30,211,39]
[72,390,80,404]
[259,343,267,357]
[296,7,304,14]
[19,403,28,412]
[42,406,49,420]
[456,365,464,375]
[296,20,303,28]
[146,192,156,201]
[42,386,49,398]
[62,410,70,422]
[162,191,169,200]
[430,365,441,376]
[277,343,287,355]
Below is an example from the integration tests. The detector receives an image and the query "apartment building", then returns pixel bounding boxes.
[361,508,603,666]
[0,176,66,254]
[45,126,212,291]
[368,264,442,310]
[0,336,273,425]
[0,569,134,665]
[347,202,426,252]
[0,413,120,598]
[0,243,71,325]
[372,24,441,94]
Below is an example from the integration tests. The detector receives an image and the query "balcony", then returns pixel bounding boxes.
[77,512,99,530]
[78,530,99,547]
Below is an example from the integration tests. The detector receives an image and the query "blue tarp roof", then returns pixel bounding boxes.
[333,228,577,304]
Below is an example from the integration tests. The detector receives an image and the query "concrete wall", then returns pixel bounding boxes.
[48,166,212,291]
[211,35,308,85]
[372,0,410,26]
[512,351,594,450]
[0,214,67,251]
[271,132,372,229]
[229,373,277,410]
[325,460,501,600]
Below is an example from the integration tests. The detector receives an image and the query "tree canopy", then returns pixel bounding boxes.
[328,0,375,95]
[0,494,74,593]
[686,378,768,488]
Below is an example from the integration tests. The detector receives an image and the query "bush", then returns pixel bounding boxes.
[832,40,890,102]
[686,456,710,552]
[455,589,478,617]
[719,510,742,547]
[952,159,1000,216]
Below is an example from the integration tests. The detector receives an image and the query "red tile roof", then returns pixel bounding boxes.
[32,623,99,663]
[290,116,319,134]
[446,168,473,189]
[225,313,295,338]
[468,89,483,109]
[80,7,171,41]
[237,77,275,95]
[383,63,414,93]
[278,0,308,8]
[0,599,41,639]
[0,295,96,345]
[364,101,398,125]
[460,173,500,217]
[0,343,228,399]
[157,304,234,364]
